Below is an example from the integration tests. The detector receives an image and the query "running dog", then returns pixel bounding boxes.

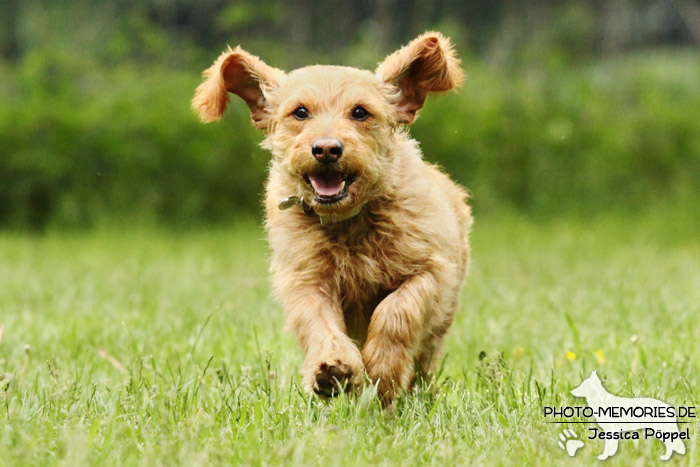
[192,32,472,404]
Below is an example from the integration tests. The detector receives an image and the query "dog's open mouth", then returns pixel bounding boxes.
[304,172,356,204]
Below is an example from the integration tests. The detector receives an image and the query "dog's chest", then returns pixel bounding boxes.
[329,246,396,344]
[323,226,428,308]
[327,230,403,288]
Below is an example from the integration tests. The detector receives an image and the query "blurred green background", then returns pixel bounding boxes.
[1,0,699,229]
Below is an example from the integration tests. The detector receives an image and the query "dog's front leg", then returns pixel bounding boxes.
[362,272,437,403]
[285,289,363,397]
[598,436,619,460]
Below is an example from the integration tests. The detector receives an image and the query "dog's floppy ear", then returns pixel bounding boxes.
[192,46,285,129]
[376,32,464,124]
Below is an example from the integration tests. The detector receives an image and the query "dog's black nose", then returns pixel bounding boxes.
[311,137,343,163]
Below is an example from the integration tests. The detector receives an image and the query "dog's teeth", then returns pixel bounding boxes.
[340,180,346,192]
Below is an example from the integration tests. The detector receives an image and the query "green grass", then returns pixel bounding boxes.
[1,206,699,465]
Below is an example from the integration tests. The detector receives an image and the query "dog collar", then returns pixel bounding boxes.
[278,196,364,225]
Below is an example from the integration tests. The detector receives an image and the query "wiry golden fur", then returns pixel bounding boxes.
[193,32,472,404]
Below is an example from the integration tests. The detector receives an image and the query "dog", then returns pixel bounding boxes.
[192,32,472,404]
[571,370,686,460]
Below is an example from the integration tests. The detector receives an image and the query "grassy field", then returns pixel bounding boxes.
[1,205,699,466]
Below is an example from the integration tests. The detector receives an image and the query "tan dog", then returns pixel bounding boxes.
[193,32,472,404]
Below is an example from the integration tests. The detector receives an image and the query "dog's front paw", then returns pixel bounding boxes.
[302,348,363,398]
[313,360,354,397]
[362,340,410,404]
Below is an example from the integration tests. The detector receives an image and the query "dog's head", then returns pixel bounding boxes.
[192,32,463,217]
[571,370,602,399]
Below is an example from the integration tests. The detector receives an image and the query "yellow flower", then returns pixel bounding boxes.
[513,346,525,358]
[595,349,605,365]
[565,351,577,361]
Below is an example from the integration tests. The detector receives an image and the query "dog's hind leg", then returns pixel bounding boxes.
[414,286,460,380]
[661,436,686,461]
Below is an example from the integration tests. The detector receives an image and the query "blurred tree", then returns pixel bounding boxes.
[0,0,20,60]
[1,0,699,228]
[677,0,700,46]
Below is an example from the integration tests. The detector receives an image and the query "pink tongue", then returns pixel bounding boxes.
[309,172,344,196]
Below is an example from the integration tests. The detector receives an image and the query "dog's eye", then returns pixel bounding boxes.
[292,106,310,120]
[351,106,370,121]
